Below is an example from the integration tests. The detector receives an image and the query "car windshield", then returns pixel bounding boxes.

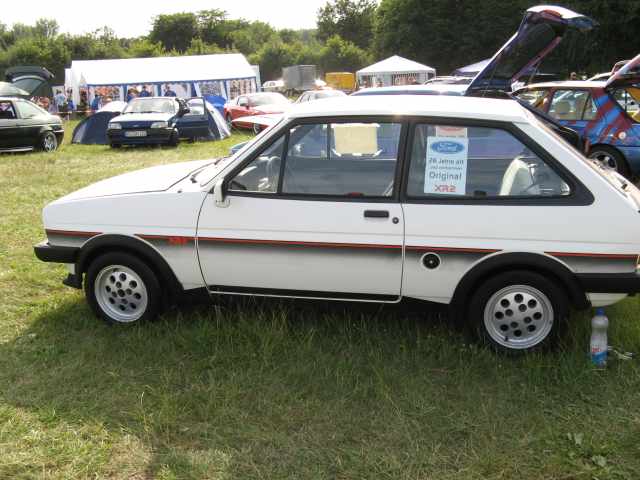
[196,118,285,186]
[250,93,288,107]
[316,90,346,99]
[124,98,177,114]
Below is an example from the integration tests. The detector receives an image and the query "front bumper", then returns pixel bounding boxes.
[107,127,174,145]
[34,240,78,263]
[34,241,82,289]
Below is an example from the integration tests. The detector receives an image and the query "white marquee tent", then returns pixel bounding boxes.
[356,55,436,87]
[65,53,258,106]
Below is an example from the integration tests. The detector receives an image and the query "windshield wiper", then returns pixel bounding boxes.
[190,157,230,183]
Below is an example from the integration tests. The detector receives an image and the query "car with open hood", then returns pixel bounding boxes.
[34,94,640,354]
[107,96,190,148]
[514,53,640,178]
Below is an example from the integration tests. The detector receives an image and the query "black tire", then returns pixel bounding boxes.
[110,143,122,149]
[39,131,58,152]
[468,270,568,354]
[167,131,179,147]
[588,145,630,179]
[84,252,162,325]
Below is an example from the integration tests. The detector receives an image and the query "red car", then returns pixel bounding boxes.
[224,92,290,133]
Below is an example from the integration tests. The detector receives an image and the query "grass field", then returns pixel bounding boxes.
[1,123,640,479]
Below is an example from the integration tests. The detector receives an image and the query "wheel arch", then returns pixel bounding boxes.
[76,234,183,300]
[449,252,589,323]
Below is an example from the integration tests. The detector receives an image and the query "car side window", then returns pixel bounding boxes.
[548,90,592,121]
[406,124,570,198]
[15,100,45,118]
[517,89,549,110]
[613,88,640,121]
[282,122,402,197]
[228,136,286,193]
[0,101,16,119]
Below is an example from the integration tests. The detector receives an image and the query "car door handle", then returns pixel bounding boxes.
[364,210,389,218]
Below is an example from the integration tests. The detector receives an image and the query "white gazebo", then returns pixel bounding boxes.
[356,55,436,87]
[64,53,258,106]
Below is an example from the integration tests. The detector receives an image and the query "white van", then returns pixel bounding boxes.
[35,94,640,353]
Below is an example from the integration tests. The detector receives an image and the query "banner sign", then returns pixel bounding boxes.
[424,136,469,195]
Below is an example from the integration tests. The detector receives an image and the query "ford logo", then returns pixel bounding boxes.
[430,141,464,154]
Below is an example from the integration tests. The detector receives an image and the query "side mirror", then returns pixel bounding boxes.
[214,178,229,207]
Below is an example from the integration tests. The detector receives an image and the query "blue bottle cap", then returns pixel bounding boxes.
[595,307,605,315]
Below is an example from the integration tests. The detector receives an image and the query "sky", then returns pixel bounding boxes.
[2,0,329,37]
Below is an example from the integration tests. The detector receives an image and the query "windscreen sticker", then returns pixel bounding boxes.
[424,136,469,195]
[435,126,468,137]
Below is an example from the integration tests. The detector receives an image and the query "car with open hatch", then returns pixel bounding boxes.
[514,53,640,179]
[34,95,640,354]
[106,96,190,148]
[0,96,64,152]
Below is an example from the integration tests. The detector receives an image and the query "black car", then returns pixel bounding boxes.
[106,97,191,148]
[0,97,64,152]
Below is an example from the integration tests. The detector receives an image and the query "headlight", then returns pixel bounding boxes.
[150,121,168,128]
[108,123,122,130]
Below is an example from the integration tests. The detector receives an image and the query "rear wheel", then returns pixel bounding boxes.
[588,145,630,178]
[468,270,567,354]
[85,252,162,325]
[40,131,58,152]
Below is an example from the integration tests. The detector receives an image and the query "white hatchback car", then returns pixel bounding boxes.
[35,95,640,353]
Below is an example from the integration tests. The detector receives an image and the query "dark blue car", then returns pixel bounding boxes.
[107,97,192,148]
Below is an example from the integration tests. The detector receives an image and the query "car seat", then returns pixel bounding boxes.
[499,158,540,196]
[552,100,573,120]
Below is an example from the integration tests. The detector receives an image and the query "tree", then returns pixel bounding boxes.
[149,13,199,52]
[317,0,376,49]
[127,38,167,58]
[185,38,223,56]
[318,35,370,73]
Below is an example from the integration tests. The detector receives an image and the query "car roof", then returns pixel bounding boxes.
[519,80,606,89]
[354,84,468,96]
[286,95,531,124]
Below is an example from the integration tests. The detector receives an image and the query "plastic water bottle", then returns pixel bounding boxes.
[590,308,609,367]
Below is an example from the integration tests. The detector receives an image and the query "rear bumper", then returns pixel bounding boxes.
[577,272,640,294]
[33,241,78,263]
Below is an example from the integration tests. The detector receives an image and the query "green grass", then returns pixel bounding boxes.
[1,123,640,479]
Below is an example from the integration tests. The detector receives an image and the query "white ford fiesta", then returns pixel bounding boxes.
[35,95,640,353]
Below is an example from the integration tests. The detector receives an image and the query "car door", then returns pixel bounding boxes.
[231,96,250,120]
[400,121,576,304]
[15,100,49,147]
[197,119,406,300]
[176,98,210,139]
[0,100,21,148]
[546,89,597,137]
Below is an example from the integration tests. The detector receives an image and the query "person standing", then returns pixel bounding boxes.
[139,85,151,97]
[90,93,102,112]
[163,84,177,97]
[53,89,67,113]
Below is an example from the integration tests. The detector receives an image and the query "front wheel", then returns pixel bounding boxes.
[85,252,162,325]
[468,270,567,354]
[40,131,58,152]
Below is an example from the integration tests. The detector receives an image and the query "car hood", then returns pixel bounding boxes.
[252,103,289,114]
[605,53,640,89]
[57,159,214,202]
[110,112,174,123]
[467,5,596,95]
